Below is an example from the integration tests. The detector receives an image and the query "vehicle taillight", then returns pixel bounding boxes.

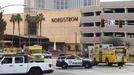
[113,58,115,61]
[49,64,52,67]
[127,58,128,61]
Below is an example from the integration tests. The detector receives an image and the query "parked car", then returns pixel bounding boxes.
[56,55,93,69]
[59,54,72,57]
[0,54,54,75]
[44,52,52,58]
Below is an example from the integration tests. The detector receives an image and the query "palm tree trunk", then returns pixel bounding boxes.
[28,34,30,46]
[37,23,39,45]
[12,23,15,47]
[28,23,30,46]
[18,22,21,48]
[40,22,42,45]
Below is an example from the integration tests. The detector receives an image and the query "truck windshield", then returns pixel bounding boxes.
[115,47,126,54]
[31,50,42,54]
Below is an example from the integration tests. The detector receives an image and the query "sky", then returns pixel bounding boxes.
[0,0,131,14]
[0,0,24,14]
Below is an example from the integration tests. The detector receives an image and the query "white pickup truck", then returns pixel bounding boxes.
[0,54,54,75]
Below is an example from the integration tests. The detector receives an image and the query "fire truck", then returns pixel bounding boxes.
[91,44,128,66]
[3,47,22,54]
[24,45,44,62]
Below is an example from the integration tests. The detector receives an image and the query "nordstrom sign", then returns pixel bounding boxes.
[51,17,79,23]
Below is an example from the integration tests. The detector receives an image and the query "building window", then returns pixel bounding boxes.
[84,0,92,6]
[115,33,125,37]
[95,33,101,37]
[28,22,37,35]
[84,0,88,6]
[57,6,59,9]
[82,23,94,27]
[95,11,101,16]
[104,8,125,13]
[57,1,60,5]
[127,33,134,38]
[95,22,100,26]
[82,12,94,16]
[127,8,134,13]
[61,0,64,4]
[87,0,92,5]
[104,32,113,37]
[61,6,64,9]
[37,0,44,8]
[103,8,113,13]
[127,20,134,25]
[65,0,68,9]
[82,33,94,37]
[114,8,125,13]
[61,0,64,9]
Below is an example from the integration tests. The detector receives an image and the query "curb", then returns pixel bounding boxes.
[126,63,134,66]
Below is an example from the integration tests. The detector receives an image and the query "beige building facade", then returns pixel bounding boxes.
[41,9,80,43]
[3,14,25,36]
[3,1,134,54]
[3,9,81,50]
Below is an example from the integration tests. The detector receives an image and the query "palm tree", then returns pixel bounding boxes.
[25,14,42,45]
[10,14,17,47]
[35,15,40,45]
[25,14,31,46]
[16,14,22,48]
[0,12,7,48]
[37,13,45,45]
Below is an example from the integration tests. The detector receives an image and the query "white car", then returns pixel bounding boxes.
[56,55,93,69]
[0,54,54,75]
[44,52,52,58]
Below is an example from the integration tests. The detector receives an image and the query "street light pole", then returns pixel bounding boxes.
[75,32,77,55]
[0,4,26,48]
[0,4,26,10]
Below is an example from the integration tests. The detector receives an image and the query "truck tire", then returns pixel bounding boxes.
[118,62,124,67]
[84,63,92,69]
[105,58,109,66]
[93,58,98,65]
[62,64,68,69]
[28,68,43,75]
[108,63,113,66]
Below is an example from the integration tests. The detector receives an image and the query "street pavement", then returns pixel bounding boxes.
[44,58,134,75]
